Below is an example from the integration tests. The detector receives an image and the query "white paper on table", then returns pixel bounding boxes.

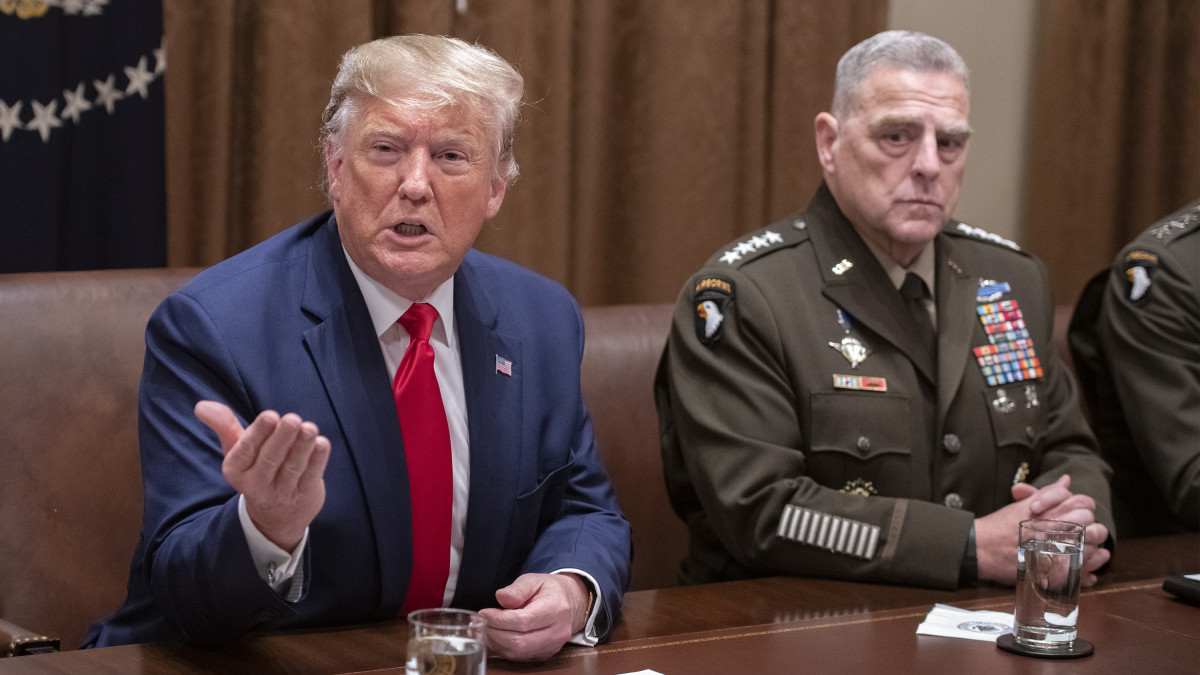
[618,671,665,675]
[1186,573,1200,581]
[915,603,1014,642]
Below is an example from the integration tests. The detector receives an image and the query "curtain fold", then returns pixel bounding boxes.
[164,0,886,304]
[1023,0,1200,306]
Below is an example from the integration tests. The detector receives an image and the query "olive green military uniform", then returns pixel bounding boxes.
[1070,198,1200,536]
[656,184,1113,589]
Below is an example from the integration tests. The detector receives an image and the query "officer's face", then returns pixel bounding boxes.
[327,95,506,300]
[816,67,970,265]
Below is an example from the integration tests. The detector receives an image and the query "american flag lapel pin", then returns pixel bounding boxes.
[495,354,513,376]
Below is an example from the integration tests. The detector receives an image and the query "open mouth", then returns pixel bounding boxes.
[393,221,428,236]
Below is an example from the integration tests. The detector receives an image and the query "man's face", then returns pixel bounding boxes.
[327,96,506,300]
[816,67,970,265]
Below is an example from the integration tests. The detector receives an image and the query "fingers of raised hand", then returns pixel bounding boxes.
[220,409,280,476]
[222,412,328,500]
[264,417,319,488]
[301,434,332,489]
[194,400,247,453]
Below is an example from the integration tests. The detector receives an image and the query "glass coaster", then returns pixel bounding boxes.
[996,633,1094,659]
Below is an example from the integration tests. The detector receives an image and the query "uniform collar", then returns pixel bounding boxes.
[860,236,937,294]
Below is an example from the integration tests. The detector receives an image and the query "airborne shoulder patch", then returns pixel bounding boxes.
[692,274,733,346]
[1121,249,1159,305]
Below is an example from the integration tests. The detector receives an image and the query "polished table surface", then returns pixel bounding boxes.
[3,534,1196,674]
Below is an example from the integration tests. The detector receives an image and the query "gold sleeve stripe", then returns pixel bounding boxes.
[776,504,880,560]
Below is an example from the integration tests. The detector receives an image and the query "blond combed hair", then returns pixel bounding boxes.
[321,34,525,187]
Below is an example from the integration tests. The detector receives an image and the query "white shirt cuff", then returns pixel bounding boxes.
[553,568,603,646]
[238,494,308,598]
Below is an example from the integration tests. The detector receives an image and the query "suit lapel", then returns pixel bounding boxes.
[450,256,525,602]
[935,235,978,423]
[807,188,936,382]
[300,217,411,616]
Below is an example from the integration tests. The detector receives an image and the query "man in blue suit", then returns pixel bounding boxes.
[86,35,631,662]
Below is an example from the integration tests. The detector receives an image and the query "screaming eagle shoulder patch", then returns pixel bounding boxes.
[1121,250,1159,305]
[693,275,733,346]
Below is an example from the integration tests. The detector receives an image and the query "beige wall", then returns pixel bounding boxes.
[888,0,1038,242]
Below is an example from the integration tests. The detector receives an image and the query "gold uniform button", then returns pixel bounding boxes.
[944,493,963,509]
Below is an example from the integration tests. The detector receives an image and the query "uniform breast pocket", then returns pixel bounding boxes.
[808,393,913,495]
[983,384,1047,449]
[984,384,1048,501]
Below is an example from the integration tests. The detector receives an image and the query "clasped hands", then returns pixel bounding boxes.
[974,473,1110,587]
[193,400,588,661]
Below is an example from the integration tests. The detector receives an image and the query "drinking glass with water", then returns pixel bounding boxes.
[406,608,487,675]
[1013,518,1085,649]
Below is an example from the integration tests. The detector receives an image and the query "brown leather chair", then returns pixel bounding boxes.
[579,303,686,592]
[0,268,685,655]
[0,268,199,654]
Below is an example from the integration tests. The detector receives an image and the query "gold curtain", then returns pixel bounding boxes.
[1023,0,1200,306]
[163,0,886,305]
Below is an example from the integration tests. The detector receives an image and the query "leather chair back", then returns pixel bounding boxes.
[0,268,198,650]
[580,303,685,591]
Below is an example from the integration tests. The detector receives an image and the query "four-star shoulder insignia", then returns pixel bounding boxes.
[1149,205,1199,240]
[717,229,789,266]
[954,222,1021,251]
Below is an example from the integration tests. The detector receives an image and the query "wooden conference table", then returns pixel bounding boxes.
[3,534,1196,674]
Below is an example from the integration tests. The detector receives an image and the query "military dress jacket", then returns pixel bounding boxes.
[655,184,1113,589]
[1071,198,1200,536]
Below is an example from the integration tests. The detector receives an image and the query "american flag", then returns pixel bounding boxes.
[495,355,513,376]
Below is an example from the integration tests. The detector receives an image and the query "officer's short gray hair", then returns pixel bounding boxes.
[321,34,524,186]
[831,30,970,117]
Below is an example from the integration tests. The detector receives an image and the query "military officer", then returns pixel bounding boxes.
[655,30,1113,590]
[1071,198,1200,537]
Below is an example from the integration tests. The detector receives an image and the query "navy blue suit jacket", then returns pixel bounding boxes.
[86,212,631,646]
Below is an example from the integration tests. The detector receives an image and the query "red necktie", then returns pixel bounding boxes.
[394,303,452,613]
